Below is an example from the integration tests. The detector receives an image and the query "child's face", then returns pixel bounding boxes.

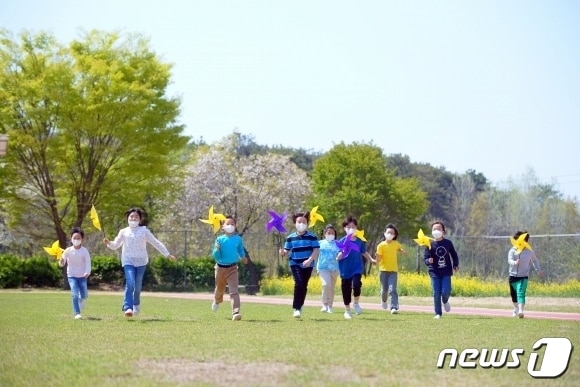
[344,222,357,235]
[385,228,395,240]
[71,232,82,246]
[128,212,141,221]
[222,219,236,233]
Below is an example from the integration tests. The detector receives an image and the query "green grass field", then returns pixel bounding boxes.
[0,291,578,386]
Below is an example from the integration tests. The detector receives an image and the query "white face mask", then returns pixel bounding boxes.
[223,225,235,233]
[384,232,394,241]
[325,234,335,242]
[296,223,307,232]
[345,227,355,235]
[128,220,140,228]
[72,239,82,247]
[432,230,443,239]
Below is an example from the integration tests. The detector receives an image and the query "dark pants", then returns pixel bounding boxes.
[341,273,362,306]
[290,265,313,310]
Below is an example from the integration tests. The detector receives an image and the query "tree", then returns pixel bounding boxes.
[0,29,189,255]
[310,142,428,252]
[159,133,312,279]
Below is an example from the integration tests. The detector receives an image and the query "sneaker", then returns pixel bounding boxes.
[212,302,219,312]
[326,307,333,314]
[512,309,518,317]
[518,311,524,318]
[434,314,441,319]
[124,309,133,317]
[390,308,399,314]
[353,303,362,315]
[381,301,388,310]
[74,314,82,320]
[344,310,352,319]
[444,302,451,313]
[79,299,86,311]
[320,305,328,312]
[133,305,140,316]
[293,309,301,318]
[232,313,242,321]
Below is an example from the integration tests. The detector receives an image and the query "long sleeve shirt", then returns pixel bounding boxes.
[212,234,246,265]
[106,226,170,267]
[508,248,541,277]
[60,246,91,278]
[423,238,459,278]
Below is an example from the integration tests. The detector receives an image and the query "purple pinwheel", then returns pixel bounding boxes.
[335,236,360,259]
[266,210,287,233]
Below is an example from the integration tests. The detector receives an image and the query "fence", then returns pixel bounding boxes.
[85,230,580,283]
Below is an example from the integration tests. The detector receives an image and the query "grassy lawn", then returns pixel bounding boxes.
[0,291,578,386]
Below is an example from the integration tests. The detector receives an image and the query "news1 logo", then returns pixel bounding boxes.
[437,338,573,378]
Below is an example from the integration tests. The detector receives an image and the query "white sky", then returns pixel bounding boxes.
[2,0,580,199]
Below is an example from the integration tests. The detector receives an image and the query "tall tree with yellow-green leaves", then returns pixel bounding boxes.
[0,29,189,255]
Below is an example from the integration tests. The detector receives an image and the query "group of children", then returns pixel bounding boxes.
[58,207,542,321]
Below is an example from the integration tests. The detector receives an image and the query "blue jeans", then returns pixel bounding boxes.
[380,271,399,310]
[67,277,88,315]
[123,265,146,311]
[430,275,451,315]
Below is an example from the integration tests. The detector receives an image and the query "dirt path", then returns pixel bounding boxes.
[132,291,580,321]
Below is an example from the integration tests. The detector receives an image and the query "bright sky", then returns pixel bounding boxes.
[2,1,580,199]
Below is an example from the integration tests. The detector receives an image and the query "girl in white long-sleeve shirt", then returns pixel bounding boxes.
[508,231,543,318]
[104,207,175,317]
[59,227,91,319]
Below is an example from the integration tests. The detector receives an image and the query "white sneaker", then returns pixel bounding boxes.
[232,313,242,321]
[124,309,133,317]
[434,314,441,319]
[293,309,301,318]
[326,307,333,314]
[391,308,399,314]
[353,303,362,315]
[212,302,219,312]
[133,305,140,316]
[444,302,451,313]
[518,311,524,318]
[344,310,352,319]
[74,314,82,320]
[512,309,518,317]
[320,305,328,312]
[381,301,388,309]
[79,299,86,311]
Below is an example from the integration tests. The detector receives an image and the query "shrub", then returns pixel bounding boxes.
[90,256,123,287]
[21,257,61,287]
[0,254,24,288]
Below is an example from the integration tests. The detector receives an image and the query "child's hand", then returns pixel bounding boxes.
[215,242,220,250]
[302,257,314,267]
[279,248,286,257]
[83,273,89,278]
[167,254,176,260]
[103,238,110,245]
[428,257,434,264]
[241,257,249,264]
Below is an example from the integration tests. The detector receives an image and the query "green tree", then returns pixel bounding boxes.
[0,29,189,253]
[310,142,428,246]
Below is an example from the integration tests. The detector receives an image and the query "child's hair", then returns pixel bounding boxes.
[342,215,358,228]
[384,223,399,240]
[431,220,446,233]
[125,207,146,225]
[513,230,530,241]
[225,215,237,224]
[292,211,310,223]
[70,226,84,238]
[323,224,337,237]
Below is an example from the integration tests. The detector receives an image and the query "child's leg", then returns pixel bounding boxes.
[441,275,452,305]
[132,265,146,308]
[509,276,519,311]
[515,278,528,314]
[352,273,362,304]
[319,270,331,306]
[430,276,442,316]
[379,271,388,303]
[329,270,339,308]
[388,272,399,310]
[341,277,353,308]
[226,267,241,315]
[214,266,227,305]
[122,265,136,311]
[68,277,81,316]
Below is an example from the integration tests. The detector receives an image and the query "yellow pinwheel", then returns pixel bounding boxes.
[413,229,432,249]
[43,240,64,260]
[90,204,102,231]
[308,206,324,228]
[510,233,532,254]
[199,206,226,233]
[354,229,367,242]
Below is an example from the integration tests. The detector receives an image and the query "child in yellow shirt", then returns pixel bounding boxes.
[375,224,404,314]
